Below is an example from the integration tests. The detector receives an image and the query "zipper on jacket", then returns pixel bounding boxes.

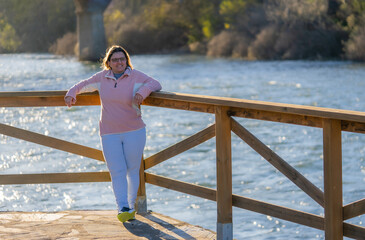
[114,82,117,88]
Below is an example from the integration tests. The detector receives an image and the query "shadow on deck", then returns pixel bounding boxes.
[0,210,216,239]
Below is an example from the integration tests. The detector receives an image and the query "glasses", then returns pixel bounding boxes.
[110,57,126,63]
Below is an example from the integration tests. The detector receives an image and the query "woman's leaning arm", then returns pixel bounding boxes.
[135,73,162,100]
[64,72,102,106]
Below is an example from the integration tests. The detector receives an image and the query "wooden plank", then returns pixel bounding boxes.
[0,90,67,97]
[144,124,216,170]
[0,172,110,184]
[147,100,365,134]
[70,95,101,106]
[343,198,365,220]
[147,91,365,123]
[143,97,190,111]
[0,96,62,107]
[0,123,105,162]
[137,157,147,214]
[143,97,214,114]
[215,106,232,225]
[233,108,365,134]
[0,90,97,98]
[232,194,324,230]
[231,118,324,207]
[1,91,365,124]
[323,119,343,240]
[138,157,146,198]
[341,120,365,134]
[0,92,100,107]
[232,107,323,128]
[145,173,216,201]
[343,222,365,239]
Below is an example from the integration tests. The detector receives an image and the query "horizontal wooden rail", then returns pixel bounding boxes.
[146,92,365,134]
[1,91,365,134]
[0,123,105,162]
[0,91,100,107]
[232,194,324,230]
[231,107,322,128]
[343,223,365,239]
[0,172,110,185]
[145,173,216,201]
[147,92,365,123]
[144,124,216,170]
[343,199,365,220]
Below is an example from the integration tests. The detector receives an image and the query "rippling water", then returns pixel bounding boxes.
[1,54,365,239]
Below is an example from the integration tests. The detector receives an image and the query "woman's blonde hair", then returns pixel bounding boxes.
[101,45,133,70]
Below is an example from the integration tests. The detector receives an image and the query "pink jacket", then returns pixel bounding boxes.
[65,67,162,136]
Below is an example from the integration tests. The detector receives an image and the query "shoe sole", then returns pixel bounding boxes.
[117,211,136,223]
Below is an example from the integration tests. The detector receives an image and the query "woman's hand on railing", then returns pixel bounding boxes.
[133,93,143,106]
[65,96,76,107]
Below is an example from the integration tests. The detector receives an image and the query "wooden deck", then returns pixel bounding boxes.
[0,210,216,239]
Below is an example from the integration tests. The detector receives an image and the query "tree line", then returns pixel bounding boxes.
[0,0,364,61]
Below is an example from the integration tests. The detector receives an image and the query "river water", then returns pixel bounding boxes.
[0,54,364,239]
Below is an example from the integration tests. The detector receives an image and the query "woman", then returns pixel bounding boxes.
[65,45,162,222]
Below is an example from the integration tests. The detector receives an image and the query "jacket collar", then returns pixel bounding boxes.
[105,67,132,80]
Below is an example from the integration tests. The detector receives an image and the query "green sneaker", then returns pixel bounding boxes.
[117,207,136,223]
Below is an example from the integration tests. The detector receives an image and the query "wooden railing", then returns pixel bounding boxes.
[1,91,365,240]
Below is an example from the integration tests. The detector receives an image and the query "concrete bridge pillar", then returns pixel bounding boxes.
[74,0,111,61]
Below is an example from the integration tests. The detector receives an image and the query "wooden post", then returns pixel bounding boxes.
[215,106,233,239]
[323,119,343,240]
[136,157,147,214]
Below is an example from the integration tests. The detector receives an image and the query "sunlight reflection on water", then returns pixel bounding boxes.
[1,54,365,239]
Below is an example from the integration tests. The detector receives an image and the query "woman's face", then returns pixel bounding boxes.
[108,51,127,74]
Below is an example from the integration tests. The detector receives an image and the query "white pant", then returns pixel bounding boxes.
[101,128,146,211]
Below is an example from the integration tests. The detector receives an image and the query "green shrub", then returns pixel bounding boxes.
[0,15,21,53]
[344,14,365,61]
